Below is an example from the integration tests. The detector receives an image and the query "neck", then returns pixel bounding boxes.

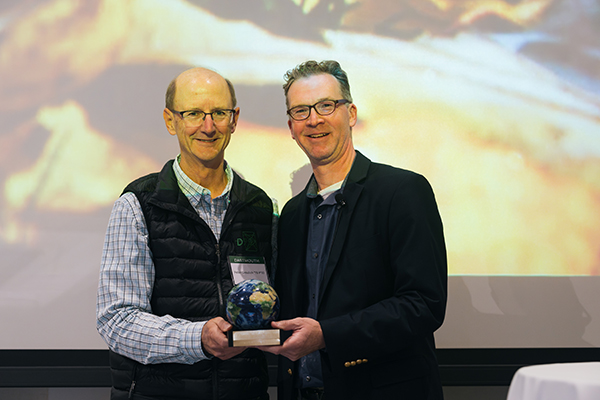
[312,149,356,191]
[180,158,228,199]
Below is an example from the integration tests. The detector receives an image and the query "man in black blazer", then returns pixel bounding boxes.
[261,60,447,400]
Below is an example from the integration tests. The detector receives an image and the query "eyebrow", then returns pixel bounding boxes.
[290,97,334,108]
[178,107,233,112]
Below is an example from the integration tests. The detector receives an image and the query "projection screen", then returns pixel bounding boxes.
[0,0,599,350]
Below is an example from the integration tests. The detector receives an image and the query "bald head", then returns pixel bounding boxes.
[165,67,237,110]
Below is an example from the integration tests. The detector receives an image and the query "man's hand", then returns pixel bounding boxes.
[258,317,325,361]
[201,317,247,360]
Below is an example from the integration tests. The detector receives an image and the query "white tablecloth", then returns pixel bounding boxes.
[507,362,600,400]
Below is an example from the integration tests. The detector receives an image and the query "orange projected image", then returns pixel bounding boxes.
[0,0,598,303]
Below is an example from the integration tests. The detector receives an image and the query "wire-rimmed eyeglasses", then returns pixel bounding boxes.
[170,108,236,127]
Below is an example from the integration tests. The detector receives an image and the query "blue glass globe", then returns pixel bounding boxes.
[226,279,280,330]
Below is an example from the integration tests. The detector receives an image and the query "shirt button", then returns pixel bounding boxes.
[306,376,311,382]
[317,214,322,219]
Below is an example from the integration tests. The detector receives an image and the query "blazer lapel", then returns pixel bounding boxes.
[318,152,371,303]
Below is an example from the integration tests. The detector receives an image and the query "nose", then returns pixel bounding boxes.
[306,107,323,126]
[200,113,215,132]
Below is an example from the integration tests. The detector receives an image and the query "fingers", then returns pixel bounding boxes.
[201,317,325,361]
[215,317,234,332]
[261,318,325,361]
[201,317,247,360]
[270,319,294,330]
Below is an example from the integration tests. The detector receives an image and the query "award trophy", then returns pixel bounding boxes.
[226,279,281,347]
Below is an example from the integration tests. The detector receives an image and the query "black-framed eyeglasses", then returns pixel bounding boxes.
[170,108,236,126]
[287,99,350,121]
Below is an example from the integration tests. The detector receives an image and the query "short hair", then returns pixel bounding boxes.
[226,79,237,108]
[165,78,177,110]
[165,74,237,110]
[283,60,352,108]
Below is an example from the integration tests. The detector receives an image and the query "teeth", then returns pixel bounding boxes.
[309,133,328,138]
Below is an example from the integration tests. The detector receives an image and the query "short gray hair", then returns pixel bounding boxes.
[283,60,352,107]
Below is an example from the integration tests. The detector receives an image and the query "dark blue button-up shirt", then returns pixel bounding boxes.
[299,178,342,388]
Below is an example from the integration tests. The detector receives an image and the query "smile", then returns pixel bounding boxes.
[308,132,329,138]
[196,138,218,142]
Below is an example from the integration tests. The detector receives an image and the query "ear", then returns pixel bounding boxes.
[230,107,240,134]
[348,103,357,128]
[288,119,296,140]
[163,108,177,136]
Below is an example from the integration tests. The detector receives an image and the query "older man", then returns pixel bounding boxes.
[97,67,274,400]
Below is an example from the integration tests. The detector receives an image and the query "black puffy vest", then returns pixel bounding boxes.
[109,160,273,400]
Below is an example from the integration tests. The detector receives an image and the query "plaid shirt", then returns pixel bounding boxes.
[174,157,233,241]
[96,159,234,364]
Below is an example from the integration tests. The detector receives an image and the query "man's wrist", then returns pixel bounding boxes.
[182,321,212,361]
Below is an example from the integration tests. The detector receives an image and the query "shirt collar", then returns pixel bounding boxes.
[306,153,357,200]
[306,176,345,201]
[173,154,233,200]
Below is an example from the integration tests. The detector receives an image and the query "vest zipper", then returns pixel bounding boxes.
[214,242,223,400]
[128,364,137,398]
[212,357,220,400]
[215,243,225,316]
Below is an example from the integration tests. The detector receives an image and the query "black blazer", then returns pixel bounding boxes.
[275,151,447,400]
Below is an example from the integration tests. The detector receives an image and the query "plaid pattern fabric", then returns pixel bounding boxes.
[96,159,233,364]
[172,157,232,241]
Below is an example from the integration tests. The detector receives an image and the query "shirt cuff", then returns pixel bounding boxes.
[180,321,212,362]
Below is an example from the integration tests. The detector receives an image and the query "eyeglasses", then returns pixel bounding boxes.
[287,99,350,121]
[170,108,236,126]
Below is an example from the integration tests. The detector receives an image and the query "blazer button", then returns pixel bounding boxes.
[344,362,351,368]
[356,359,362,365]
[350,361,357,367]
[362,359,368,363]
[288,368,293,376]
